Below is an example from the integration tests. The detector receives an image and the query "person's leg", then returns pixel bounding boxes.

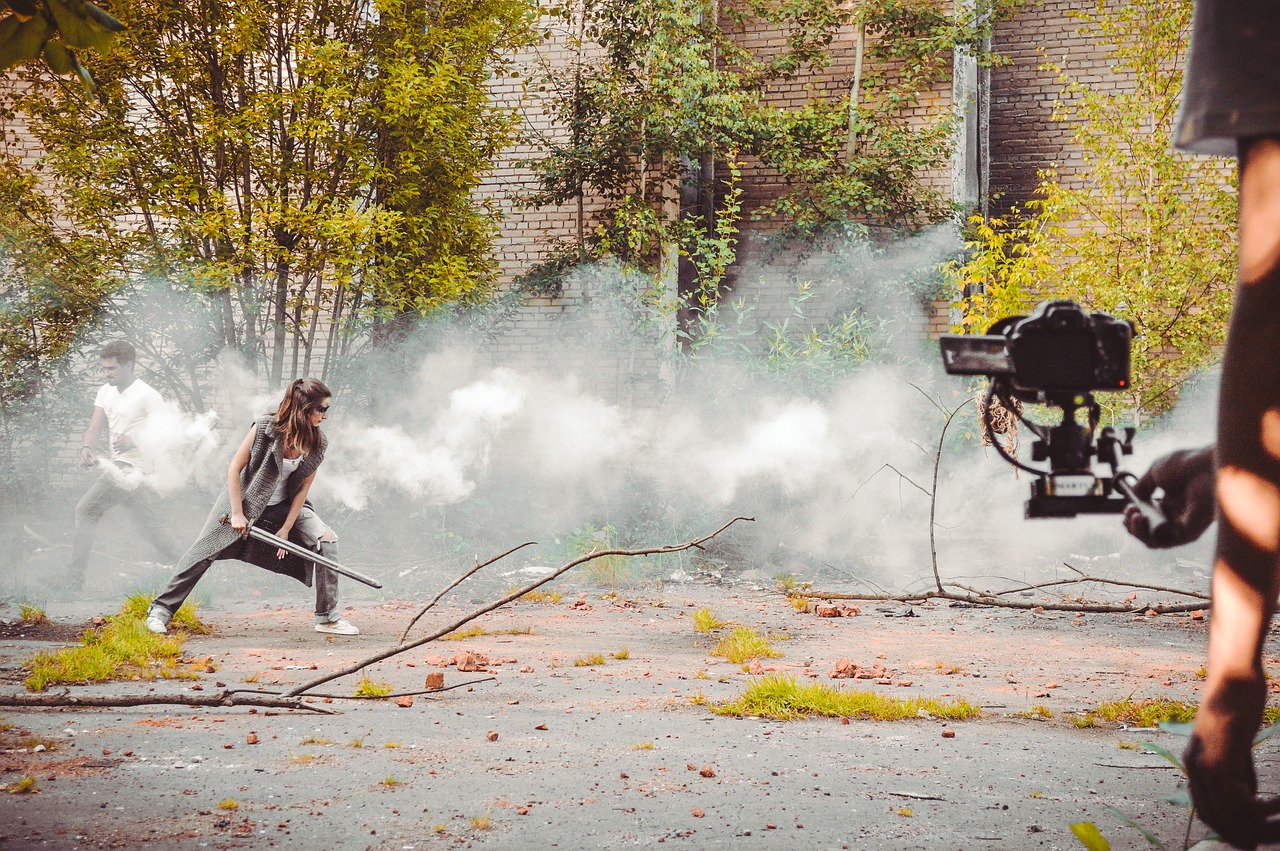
[1185,135,1280,845]
[68,473,130,585]
[121,482,183,564]
[293,507,353,632]
[147,556,214,631]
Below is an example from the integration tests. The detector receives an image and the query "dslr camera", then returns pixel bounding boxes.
[939,300,1168,538]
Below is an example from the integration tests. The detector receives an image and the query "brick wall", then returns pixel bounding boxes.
[987,0,1115,215]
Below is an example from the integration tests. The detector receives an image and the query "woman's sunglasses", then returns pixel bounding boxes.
[316,405,330,414]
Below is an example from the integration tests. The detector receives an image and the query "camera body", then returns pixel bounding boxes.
[938,300,1158,524]
[939,300,1132,401]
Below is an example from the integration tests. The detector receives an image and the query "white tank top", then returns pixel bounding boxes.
[268,455,303,506]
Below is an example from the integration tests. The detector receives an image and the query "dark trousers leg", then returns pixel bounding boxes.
[148,557,215,625]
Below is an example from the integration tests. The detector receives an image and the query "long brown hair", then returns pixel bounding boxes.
[273,378,330,458]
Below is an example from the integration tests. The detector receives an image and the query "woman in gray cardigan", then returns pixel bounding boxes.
[146,378,359,636]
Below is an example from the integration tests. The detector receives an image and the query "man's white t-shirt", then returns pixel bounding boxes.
[94,379,164,471]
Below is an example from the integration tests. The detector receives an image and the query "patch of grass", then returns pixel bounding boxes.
[631,741,654,750]
[243,672,260,684]
[353,679,394,698]
[935,661,963,675]
[384,742,400,749]
[23,603,207,692]
[693,670,710,680]
[348,737,365,748]
[707,675,981,721]
[301,736,332,745]
[18,604,47,625]
[469,811,492,830]
[692,608,728,633]
[574,654,606,667]
[1118,741,1140,750]
[6,775,36,794]
[291,754,319,764]
[217,799,239,810]
[711,627,783,664]
[787,595,810,613]
[442,624,532,641]
[1011,705,1053,719]
[1078,698,1197,728]
[120,593,209,635]
[613,648,630,660]
[518,589,562,604]
[1195,665,1207,679]
[1265,706,1280,725]
[775,574,797,592]
[896,806,914,817]
[380,775,400,788]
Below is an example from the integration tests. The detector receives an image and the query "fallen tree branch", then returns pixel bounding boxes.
[283,516,754,698]
[801,587,1208,615]
[0,688,338,713]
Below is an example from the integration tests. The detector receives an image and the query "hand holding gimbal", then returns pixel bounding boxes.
[1121,447,1215,548]
[939,299,1172,540]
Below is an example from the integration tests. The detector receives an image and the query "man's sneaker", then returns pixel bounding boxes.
[145,615,168,635]
[315,619,359,636]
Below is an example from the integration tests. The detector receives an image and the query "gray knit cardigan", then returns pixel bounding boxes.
[173,415,327,585]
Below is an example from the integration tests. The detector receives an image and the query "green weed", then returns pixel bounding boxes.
[519,589,562,604]
[6,775,36,794]
[711,626,782,664]
[442,624,532,641]
[708,674,981,721]
[692,608,728,633]
[353,679,394,698]
[574,654,606,667]
[23,598,207,692]
[17,604,47,625]
[1077,698,1197,728]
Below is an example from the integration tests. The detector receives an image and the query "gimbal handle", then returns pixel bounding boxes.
[1096,428,1174,545]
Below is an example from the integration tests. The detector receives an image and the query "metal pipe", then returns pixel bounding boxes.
[220,515,383,588]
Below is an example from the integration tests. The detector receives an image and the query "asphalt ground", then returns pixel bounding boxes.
[2,580,1272,850]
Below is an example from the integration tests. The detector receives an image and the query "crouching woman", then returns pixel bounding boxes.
[146,378,358,636]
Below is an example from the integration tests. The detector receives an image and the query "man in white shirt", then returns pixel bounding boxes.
[68,341,181,589]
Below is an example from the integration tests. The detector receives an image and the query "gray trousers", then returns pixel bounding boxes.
[149,505,341,625]
[70,471,182,580]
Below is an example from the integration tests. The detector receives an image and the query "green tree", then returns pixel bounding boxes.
[523,0,1018,308]
[948,0,1235,417]
[0,0,535,396]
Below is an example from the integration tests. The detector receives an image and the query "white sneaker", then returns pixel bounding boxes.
[145,615,168,635]
[315,618,359,636]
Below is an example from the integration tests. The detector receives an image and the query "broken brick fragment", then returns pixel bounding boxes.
[394,696,414,708]
[486,731,499,742]
[425,672,445,690]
